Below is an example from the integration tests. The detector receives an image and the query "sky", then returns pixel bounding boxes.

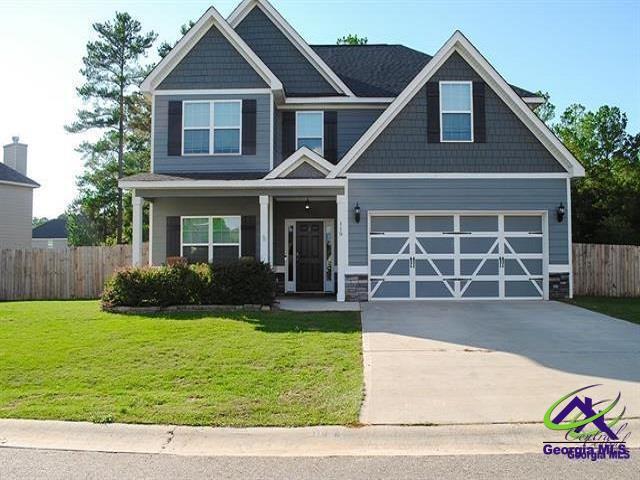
[0,0,638,218]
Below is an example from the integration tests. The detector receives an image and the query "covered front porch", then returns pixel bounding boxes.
[128,181,350,301]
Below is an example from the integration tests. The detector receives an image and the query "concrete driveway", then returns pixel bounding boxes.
[360,301,640,425]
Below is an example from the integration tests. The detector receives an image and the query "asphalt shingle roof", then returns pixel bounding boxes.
[121,172,266,182]
[32,218,67,239]
[311,44,537,98]
[0,162,39,187]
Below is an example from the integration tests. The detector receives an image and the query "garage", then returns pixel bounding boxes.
[368,212,548,300]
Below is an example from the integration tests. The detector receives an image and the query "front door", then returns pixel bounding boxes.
[296,221,324,292]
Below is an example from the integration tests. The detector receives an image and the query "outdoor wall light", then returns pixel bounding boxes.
[354,203,361,223]
[304,198,310,211]
[556,202,565,223]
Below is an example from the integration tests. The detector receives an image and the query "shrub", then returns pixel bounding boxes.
[101,259,276,309]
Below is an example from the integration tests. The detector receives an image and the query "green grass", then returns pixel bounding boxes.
[567,296,640,325]
[0,301,363,427]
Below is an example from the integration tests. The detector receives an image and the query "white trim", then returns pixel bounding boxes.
[345,173,570,179]
[150,93,156,172]
[566,177,573,298]
[182,100,242,156]
[439,81,473,143]
[269,91,274,170]
[283,97,395,105]
[155,88,271,96]
[522,96,546,105]
[141,6,283,94]
[336,194,348,301]
[295,111,324,156]
[328,31,585,178]
[148,201,154,266]
[268,196,274,266]
[120,178,346,189]
[227,0,354,97]
[264,146,333,179]
[346,266,367,274]
[132,194,143,266]
[284,218,335,293]
[259,195,269,263]
[180,215,241,263]
[0,180,39,189]
[549,264,570,274]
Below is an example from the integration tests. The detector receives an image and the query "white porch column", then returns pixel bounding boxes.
[259,195,270,263]
[336,194,348,302]
[132,193,144,267]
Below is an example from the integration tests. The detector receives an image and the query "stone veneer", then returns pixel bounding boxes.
[345,274,369,302]
[549,272,570,300]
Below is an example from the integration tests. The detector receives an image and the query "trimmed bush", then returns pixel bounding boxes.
[101,259,275,309]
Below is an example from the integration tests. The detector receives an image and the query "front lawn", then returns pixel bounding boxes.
[567,296,640,325]
[0,301,362,426]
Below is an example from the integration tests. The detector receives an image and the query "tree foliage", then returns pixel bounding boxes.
[66,12,156,245]
[537,96,640,245]
[337,34,368,45]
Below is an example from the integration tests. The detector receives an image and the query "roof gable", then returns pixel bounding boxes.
[329,31,585,178]
[141,6,282,93]
[229,0,353,96]
[347,52,567,174]
[264,147,332,179]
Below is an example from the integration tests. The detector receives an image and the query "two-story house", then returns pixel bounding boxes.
[120,0,584,302]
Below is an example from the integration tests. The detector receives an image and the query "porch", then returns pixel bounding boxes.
[129,183,350,301]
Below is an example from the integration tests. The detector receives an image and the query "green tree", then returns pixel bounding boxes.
[32,217,49,228]
[337,34,368,45]
[66,12,156,244]
[553,104,640,244]
[158,21,195,58]
[533,91,556,124]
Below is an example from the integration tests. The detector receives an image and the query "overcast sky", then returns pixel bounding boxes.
[1,0,638,218]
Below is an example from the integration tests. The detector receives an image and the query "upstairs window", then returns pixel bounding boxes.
[440,82,473,142]
[183,100,241,155]
[296,111,324,155]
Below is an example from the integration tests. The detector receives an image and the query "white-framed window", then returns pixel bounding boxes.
[296,111,324,155]
[180,216,241,263]
[439,81,473,142]
[182,100,242,155]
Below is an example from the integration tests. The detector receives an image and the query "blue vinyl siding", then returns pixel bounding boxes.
[348,178,569,265]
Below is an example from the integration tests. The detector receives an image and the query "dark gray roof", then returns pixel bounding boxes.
[122,172,266,182]
[311,44,537,98]
[0,162,39,187]
[32,218,67,238]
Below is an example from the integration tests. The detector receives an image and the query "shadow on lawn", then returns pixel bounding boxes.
[127,309,362,334]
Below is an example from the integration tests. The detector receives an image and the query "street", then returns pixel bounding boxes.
[1,448,637,480]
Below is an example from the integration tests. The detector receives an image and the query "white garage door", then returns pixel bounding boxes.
[368,212,547,300]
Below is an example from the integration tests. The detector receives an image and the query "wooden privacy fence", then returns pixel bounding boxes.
[572,243,640,297]
[0,244,148,301]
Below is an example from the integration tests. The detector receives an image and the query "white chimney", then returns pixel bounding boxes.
[3,136,28,176]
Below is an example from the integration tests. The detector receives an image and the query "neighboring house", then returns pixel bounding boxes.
[0,137,40,249]
[32,217,68,249]
[120,0,584,302]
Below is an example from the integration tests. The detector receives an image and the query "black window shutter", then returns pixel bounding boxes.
[241,216,257,259]
[473,81,486,143]
[242,99,257,155]
[426,82,440,143]
[324,111,338,163]
[282,111,296,158]
[166,216,181,258]
[168,101,182,156]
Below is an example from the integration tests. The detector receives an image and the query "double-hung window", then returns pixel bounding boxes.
[296,111,324,155]
[440,81,473,142]
[181,216,241,264]
[182,100,242,155]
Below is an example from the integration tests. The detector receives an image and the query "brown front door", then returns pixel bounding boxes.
[296,221,323,292]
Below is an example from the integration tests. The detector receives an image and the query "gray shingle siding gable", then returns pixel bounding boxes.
[285,163,326,178]
[347,178,569,265]
[235,7,338,96]
[273,108,383,167]
[158,24,268,90]
[154,94,271,173]
[348,52,566,173]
